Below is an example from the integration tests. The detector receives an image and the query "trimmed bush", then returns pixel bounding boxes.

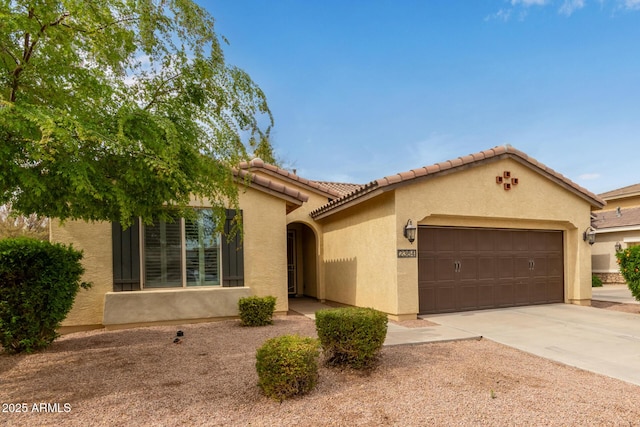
[255,334,320,401]
[592,274,603,287]
[238,295,276,326]
[0,237,91,353]
[616,245,640,301]
[315,307,388,370]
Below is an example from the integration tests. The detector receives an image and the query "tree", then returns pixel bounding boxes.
[616,246,640,302]
[0,0,273,227]
[0,203,48,240]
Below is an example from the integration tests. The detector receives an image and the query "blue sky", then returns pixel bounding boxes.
[204,0,640,194]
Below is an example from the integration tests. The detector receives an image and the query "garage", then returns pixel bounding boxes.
[418,226,564,314]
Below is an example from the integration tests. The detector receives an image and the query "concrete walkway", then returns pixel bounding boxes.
[287,298,481,346]
[592,284,640,304]
[424,304,640,387]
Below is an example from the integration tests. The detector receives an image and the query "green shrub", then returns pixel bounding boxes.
[0,238,91,354]
[616,246,640,301]
[255,334,320,401]
[238,295,276,326]
[592,274,603,287]
[315,307,388,370]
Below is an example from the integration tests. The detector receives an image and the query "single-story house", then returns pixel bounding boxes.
[52,145,605,332]
[592,184,640,285]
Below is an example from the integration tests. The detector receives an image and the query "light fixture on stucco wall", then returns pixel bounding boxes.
[615,242,622,252]
[583,226,596,245]
[404,219,417,244]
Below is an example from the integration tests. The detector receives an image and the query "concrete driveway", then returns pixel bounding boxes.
[592,284,639,304]
[423,304,640,386]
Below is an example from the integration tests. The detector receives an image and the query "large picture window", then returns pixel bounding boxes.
[144,209,221,288]
[112,208,243,291]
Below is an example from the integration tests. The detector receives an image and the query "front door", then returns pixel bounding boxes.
[287,230,297,295]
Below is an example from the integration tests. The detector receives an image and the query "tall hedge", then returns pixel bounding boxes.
[616,245,640,301]
[0,238,91,353]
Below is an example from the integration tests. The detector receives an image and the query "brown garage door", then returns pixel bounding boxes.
[418,226,563,314]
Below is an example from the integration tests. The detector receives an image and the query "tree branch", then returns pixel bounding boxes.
[142,73,181,111]
[10,10,70,103]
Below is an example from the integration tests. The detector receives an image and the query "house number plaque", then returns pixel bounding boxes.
[397,249,417,258]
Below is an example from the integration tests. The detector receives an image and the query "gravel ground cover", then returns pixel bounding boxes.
[1,308,639,426]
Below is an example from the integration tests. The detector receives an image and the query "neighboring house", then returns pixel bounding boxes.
[52,145,605,332]
[592,184,640,285]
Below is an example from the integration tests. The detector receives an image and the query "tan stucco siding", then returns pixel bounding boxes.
[238,188,288,312]
[592,230,640,272]
[50,220,112,328]
[394,158,594,311]
[321,192,398,314]
[596,195,640,211]
[51,185,289,329]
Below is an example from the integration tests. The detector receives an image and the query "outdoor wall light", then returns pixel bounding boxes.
[583,226,596,245]
[404,219,417,244]
[615,242,622,252]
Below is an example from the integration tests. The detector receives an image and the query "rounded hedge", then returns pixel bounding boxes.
[0,237,90,353]
[315,307,388,370]
[255,334,320,401]
[238,295,276,326]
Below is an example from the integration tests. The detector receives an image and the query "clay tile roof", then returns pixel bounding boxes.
[310,144,605,219]
[599,183,640,201]
[310,181,364,197]
[593,206,640,229]
[238,158,344,198]
[233,168,309,205]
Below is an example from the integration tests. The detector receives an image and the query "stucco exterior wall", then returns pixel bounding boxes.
[595,195,640,211]
[50,220,112,330]
[592,231,630,273]
[320,192,398,314]
[238,188,289,312]
[394,158,594,313]
[51,185,289,330]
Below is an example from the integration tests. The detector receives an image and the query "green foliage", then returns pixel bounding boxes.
[0,1,273,228]
[238,296,276,326]
[0,238,91,353]
[255,334,320,401]
[616,246,640,301]
[315,307,388,370]
[592,274,603,287]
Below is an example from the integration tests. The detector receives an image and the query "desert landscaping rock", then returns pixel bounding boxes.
[1,312,639,426]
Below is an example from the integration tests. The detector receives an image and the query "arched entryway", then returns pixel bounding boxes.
[286,222,318,297]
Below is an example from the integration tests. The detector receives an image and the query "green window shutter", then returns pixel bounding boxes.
[222,209,244,287]
[112,219,141,291]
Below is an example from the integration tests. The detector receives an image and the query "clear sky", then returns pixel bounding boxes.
[203,0,640,194]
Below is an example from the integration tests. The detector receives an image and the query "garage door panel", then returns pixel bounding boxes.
[418,227,564,314]
[436,257,455,281]
[418,287,435,313]
[478,257,495,280]
[514,256,531,279]
[435,286,456,312]
[498,256,514,278]
[434,228,456,252]
[458,229,478,252]
[457,284,478,310]
[477,283,495,308]
[418,257,435,282]
[513,231,529,251]
[459,257,477,280]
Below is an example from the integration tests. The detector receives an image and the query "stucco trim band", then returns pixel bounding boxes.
[103,287,252,326]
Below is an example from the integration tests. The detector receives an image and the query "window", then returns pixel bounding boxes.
[112,208,243,291]
[144,209,221,288]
